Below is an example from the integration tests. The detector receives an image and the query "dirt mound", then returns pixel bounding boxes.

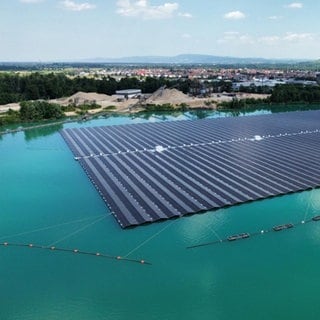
[146,88,192,105]
[53,91,114,105]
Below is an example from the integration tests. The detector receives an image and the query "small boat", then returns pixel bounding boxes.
[273,223,294,231]
[312,215,320,221]
[227,233,250,241]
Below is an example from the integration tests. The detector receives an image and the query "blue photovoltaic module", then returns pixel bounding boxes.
[60,110,320,228]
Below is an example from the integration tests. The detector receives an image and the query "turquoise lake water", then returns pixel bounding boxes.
[1,109,320,320]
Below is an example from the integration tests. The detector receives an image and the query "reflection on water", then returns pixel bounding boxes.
[24,123,63,141]
[2,103,320,142]
[1,106,320,320]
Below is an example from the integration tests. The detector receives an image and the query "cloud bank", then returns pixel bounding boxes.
[223,11,246,20]
[61,0,96,11]
[116,0,179,19]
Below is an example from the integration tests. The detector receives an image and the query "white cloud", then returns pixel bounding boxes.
[218,31,253,44]
[20,0,43,3]
[223,11,246,20]
[181,33,191,39]
[268,15,282,20]
[116,0,179,20]
[178,12,192,18]
[286,2,303,9]
[258,36,281,45]
[219,31,316,47]
[283,32,314,41]
[220,31,240,41]
[61,0,96,11]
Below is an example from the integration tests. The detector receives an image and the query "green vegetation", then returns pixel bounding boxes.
[238,85,273,94]
[61,104,77,112]
[20,101,64,121]
[75,103,101,111]
[219,84,320,110]
[144,103,194,112]
[0,109,21,126]
[269,84,320,103]
[145,103,176,111]
[0,101,64,126]
[0,72,238,106]
[0,72,189,105]
[218,97,268,109]
[103,105,117,111]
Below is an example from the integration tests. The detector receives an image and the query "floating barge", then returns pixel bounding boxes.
[227,233,250,241]
[272,223,294,231]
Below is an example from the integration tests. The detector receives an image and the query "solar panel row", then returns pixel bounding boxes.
[60,110,320,228]
[61,110,320,158]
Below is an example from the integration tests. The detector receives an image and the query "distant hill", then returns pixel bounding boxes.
[84,54,306,65]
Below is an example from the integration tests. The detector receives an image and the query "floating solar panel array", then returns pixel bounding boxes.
[60,110,320,228]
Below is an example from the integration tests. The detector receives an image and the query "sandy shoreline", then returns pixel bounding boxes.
[0,90,269,116]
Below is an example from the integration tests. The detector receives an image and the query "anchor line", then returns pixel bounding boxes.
[303,188,315,222]
[203,215,223,242]
[0,214,108,241]
[124,220,176,258]
[46,215,107,247]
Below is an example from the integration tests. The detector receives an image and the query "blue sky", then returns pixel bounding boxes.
[1,0,319,61]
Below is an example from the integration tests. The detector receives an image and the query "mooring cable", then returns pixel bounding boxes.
[203,216,224,242]
[303,188,315,223]
[0,214,107,241]
[124,220,176,258]
[0,213,151,265]
[46,215,108,247]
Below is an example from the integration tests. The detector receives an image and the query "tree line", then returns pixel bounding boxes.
[0,101,64,126]
[0,72,239,105]
[269,84,320,103]
[218,84,320,110]
[0,72,183,105]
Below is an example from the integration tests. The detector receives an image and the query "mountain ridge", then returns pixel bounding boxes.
[84,54,310,64]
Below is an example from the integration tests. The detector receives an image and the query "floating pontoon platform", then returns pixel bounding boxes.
[60,110,320,228]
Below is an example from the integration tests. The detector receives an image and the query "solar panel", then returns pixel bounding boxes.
[60,110,320,228]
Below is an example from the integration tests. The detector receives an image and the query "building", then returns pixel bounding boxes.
[115,89,142,99]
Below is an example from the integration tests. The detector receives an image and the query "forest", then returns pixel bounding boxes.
[0,72,237,105]
[1,72,320,126]
[269,84,320,103]
[0,72,182,105]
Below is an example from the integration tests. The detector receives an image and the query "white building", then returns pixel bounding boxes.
[115,89,142,99]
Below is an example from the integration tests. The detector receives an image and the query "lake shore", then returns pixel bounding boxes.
[0,91,269,116]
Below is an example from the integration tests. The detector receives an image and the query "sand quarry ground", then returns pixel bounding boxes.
[0,89,269,116]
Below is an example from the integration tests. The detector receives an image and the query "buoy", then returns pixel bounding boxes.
[96,253,100,256]
[51,246,55,250]
[140,260,145,264]
[29,244,33,247]
[117,256,121,260]
[73,249,79,253]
